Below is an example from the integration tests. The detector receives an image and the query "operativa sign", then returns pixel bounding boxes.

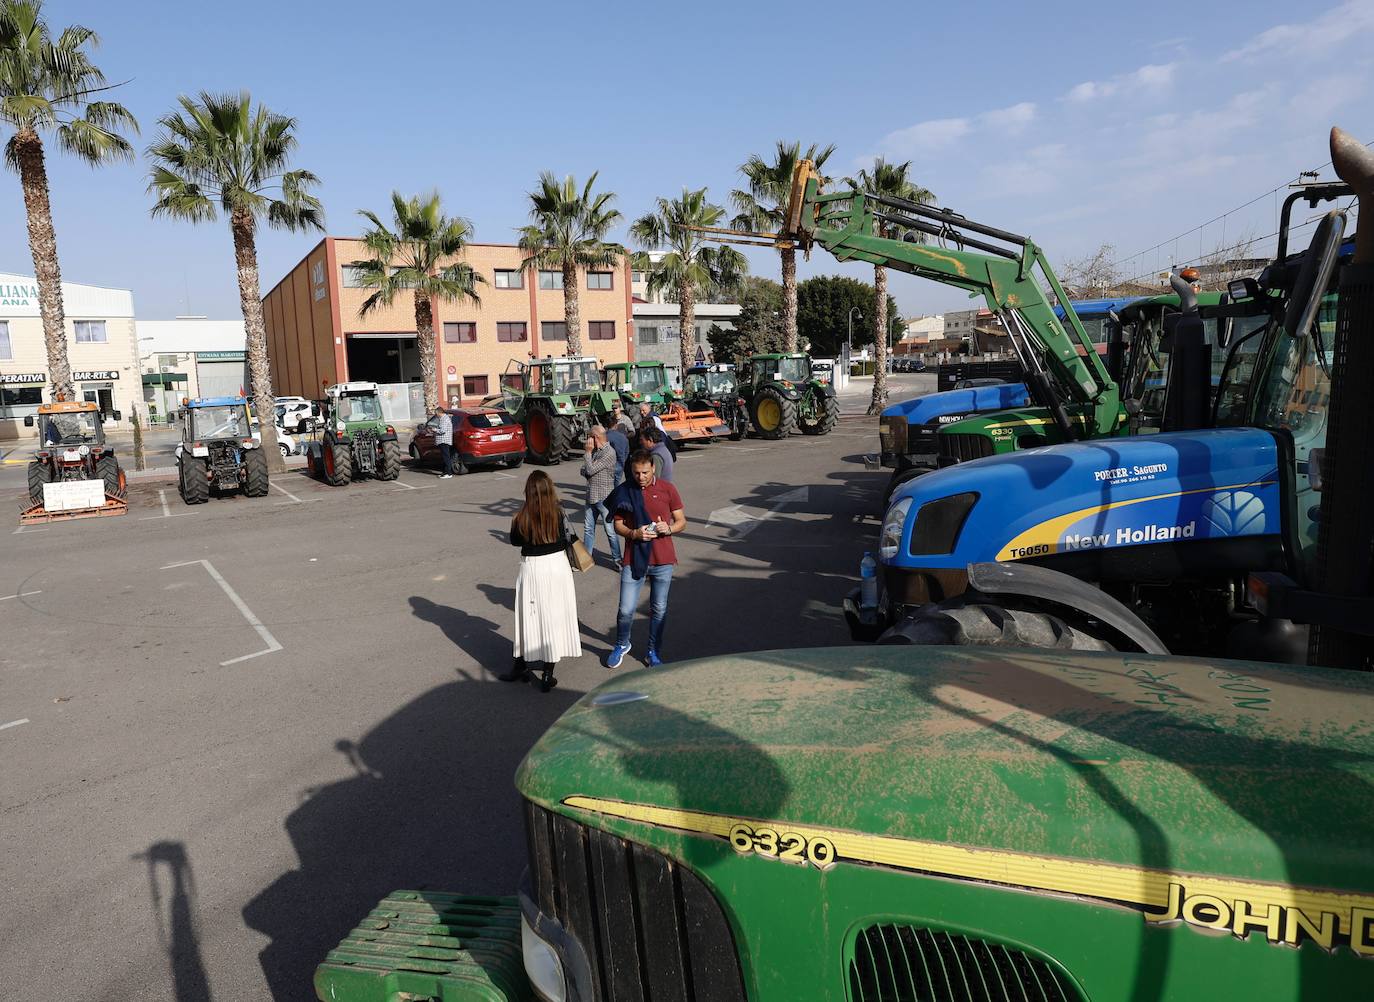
[564,796,1374,958]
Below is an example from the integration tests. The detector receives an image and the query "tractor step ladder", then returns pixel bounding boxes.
[314,890,532,1001]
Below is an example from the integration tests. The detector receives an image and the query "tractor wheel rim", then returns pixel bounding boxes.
[758,398,780,430]
[530,414,550,453]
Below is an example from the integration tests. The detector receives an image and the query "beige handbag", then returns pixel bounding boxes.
[567,538,594,573]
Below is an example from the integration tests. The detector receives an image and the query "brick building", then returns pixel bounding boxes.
[262,239,633,406]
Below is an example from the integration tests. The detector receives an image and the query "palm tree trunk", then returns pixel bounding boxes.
[781,246,798,352]
[679,280,696,379]
[229,207,284,473]
[870,264,889,414]
[414,291,439,414]
[563,262,582,357]
[13,127,73,402]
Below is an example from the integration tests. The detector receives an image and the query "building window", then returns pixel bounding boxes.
[494,269,523,289]
[538,270,564,290]
[588,321,615,341]
[587,271,613,290]
[463,374,489,396]
[541,321,567,342]
[1,385,42,406]
[342,264,368,287]
[74,320,106,343]
[632,270,646,284]
[497,322,528,343]
[444,322,477,344]
[445,382,461,404]
[0,321,10,360]
[637,325,658,346]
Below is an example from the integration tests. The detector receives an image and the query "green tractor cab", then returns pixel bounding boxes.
[740,352,839,439]
[305,381,402,486]
[684,363,749,440]
[496,356,619,465]
[174,396,269,504]
[602,360,676,409]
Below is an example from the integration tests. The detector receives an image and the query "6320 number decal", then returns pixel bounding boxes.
[729,822,837,870]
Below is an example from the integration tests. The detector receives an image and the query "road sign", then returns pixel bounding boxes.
[694,345,707,364]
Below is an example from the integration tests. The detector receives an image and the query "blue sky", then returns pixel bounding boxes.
[3,0,1372,322]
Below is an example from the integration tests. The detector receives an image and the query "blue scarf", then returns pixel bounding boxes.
[609,481,654,580]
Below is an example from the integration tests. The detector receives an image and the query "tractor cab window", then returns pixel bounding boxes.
[684,372,708,396]
[337,394,381,422]
[1254,291,1336,439]
[628,367,664,392]
[43,411,99,445]
[191,406,248,440]
[776,357,810,382]
[706,371,735,394]
[551,361,599,393]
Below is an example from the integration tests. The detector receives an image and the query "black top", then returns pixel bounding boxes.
[510,519,571,557]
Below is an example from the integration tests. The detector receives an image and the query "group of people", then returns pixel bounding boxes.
[501,400,686,693]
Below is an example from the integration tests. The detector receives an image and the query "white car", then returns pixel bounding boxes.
[275,397,319,433]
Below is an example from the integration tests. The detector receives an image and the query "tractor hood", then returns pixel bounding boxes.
[518,646,1374,911]
[881,382,1029,424]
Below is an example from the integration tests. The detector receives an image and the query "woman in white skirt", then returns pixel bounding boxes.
[498,470,582,691]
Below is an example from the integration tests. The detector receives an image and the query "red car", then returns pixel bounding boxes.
[408,407,526,474]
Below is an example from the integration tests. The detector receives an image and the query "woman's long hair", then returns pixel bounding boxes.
[513,470,563,545]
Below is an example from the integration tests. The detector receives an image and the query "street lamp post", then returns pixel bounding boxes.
[847,306,863,359]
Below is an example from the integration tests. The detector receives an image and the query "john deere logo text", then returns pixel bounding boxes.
[1145,881,1374,954]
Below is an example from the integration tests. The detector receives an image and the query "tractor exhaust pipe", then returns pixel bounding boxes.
[1309,126,1374,669]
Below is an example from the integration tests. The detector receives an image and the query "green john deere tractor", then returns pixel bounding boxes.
[498,356,619,465]
[740,352,839,439]
[305,381,402,486]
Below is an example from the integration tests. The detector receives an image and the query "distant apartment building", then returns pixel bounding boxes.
[262,239,633,406]
[0,272,140,439]
[896,314,944,353]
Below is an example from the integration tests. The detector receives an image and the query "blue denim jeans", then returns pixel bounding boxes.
[583,499,622,561]
[616,563,672,652]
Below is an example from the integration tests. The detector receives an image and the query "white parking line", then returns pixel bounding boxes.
[0,591,41,602]
[140,488,193,519]
[270,481,308,504]
[160,559,283,666]
[0,718,29,732]
[389,479,434,492]
[12,524,47,535]
[493,472,518,479]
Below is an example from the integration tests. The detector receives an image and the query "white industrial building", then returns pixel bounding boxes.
[135,318,248,425]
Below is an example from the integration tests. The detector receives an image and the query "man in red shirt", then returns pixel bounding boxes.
[605,450,687,668]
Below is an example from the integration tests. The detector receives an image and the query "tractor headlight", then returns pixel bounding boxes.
[879,497,913,560]
[520,915,567,1002]
[336,421,346,434]
[78,445,90,457]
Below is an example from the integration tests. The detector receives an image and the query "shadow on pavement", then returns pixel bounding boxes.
[135,840,213,1002]
[408,596,509,676]
[242,677,579,1000]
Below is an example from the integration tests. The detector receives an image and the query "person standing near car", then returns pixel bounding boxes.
[605,450,686,669]
[501,470,582,691]
[580,425,622,564]
[433,406,455,478]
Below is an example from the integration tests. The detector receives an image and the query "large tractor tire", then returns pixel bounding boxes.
[524,407,572,465]
[882,464,933,508]
[378,439,402,481]
[96,455,122,496]
[180,458,210,505]
[799,391,839,436]
[880,596,1115,652]
[750,387,797,440]
[243,447,270,497]
[27,460,52,504]
[322,435,352,486]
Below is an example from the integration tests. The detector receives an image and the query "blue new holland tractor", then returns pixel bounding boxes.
[176,396,270,504]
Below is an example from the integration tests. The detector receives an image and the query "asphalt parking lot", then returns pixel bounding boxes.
[0,375,925,1001]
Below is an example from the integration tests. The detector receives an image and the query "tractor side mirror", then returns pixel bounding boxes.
[112,410,122,422]
[23,415,34,427]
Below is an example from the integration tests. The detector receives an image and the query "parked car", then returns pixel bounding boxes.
[243,419,302,459]
[275,396,319,433]
[952,376,1006,390]
[409,407,525,474]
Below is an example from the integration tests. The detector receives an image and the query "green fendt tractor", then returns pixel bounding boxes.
[498,356,619,465]
[602,360,675,409]
[740,351,839,438]
[305,381,402,486]
[683,362,749,440]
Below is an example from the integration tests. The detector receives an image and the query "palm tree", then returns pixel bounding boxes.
[630,188,747,377]
[847,157,934,413]
[730,141,834,352]
[516,172,622,358]
[352,192,484,414]
[147,92,322,470]
[0,1,138,402]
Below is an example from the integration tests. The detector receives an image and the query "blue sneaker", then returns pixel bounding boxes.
[645,650,663,667]
[605,644,630,670]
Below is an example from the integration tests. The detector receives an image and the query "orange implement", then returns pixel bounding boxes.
[659,403,730,444]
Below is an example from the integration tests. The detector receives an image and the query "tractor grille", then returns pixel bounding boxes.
[848,923,1082,1002]
[354,430,378,475]
[937,433,995,465]
[525,801,747,1002]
